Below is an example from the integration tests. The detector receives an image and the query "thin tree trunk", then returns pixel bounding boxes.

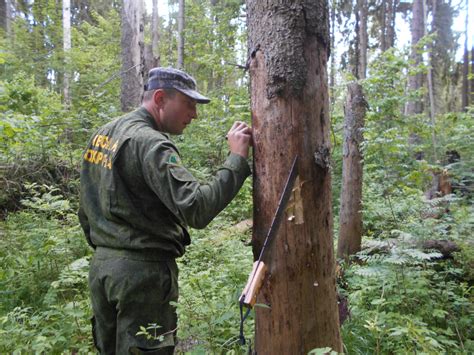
[358,0,368,79]
[0,0,6,33]
[426,0,437,161]
[471,45,474,105]
[381,0,387,51]
[337,83,366,260]
[2,0,11,37]
[432,0,455,115]
[63,0,71,108]
[247,1,342,352]
[406,0,425,115]
[144,0,160,79]
[151,0,160,66]
[121,0,145,112]
[177,0,184,69]
[386,0,396,49]
[461,0,469,110]
[330,0,336,107]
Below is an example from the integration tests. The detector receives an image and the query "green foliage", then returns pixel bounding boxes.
[0,0,472,353]
[176,220,254,353]
[0,185,92,353]
[337,48,474,355]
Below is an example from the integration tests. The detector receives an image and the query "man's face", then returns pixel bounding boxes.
[160,91,198,135]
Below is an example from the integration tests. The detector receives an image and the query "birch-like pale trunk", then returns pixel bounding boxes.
[152,0,160,66]
[63,0,71,108]
[461,0,469,110]
[177,0,185,69]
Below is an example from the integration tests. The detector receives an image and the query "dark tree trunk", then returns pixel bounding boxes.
[386,0,397,49]
[247,1,342,352]
[406,0,425,115]
[0,0,6,32]
[380,0,387,51]
[337,83,366,260]
[471,46,474,105]
[120,0,145,112]
[432,0,454,115]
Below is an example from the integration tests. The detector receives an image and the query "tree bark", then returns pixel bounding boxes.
[144,0,160,76]
[431,0,454,115]
[0,0,6,33]
[151,0,160,67]
[380,0,387,51]
[329,0,336,106]
[0,0,11,37]
[386,0,397,49]
[357,0,368,79]
[406,0,425,115]
[247,1,342,353]
[63,0,71,108]
[426,0,437,161]
[471,45,474,105]
[337,83,366,260]
[177,0,185,69]
[120,0,145,112]
[461,0,469,110]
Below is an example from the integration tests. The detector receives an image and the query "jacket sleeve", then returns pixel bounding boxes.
[141,141,251,229]
[78,204,96,249]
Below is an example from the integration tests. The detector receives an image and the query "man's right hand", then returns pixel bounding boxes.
[227,121,252,158]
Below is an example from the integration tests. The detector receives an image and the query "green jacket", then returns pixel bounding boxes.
[79,107,251,258]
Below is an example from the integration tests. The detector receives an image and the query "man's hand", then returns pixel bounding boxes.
[227,121,252,158]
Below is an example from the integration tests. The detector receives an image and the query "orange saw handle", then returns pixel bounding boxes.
[239,261,267,308]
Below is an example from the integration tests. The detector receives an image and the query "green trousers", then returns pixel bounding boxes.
[89,247,179,354]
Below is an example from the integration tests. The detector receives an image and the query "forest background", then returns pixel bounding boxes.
[0,0,473,353]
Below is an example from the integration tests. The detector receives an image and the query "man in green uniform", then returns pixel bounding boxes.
[79,67,252,354]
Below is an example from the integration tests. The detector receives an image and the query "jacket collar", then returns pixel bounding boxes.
[136,107,170,139]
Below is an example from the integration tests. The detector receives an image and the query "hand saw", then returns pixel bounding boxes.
[239,155,299,308]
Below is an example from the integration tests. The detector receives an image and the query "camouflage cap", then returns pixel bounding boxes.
[145,67,211,104]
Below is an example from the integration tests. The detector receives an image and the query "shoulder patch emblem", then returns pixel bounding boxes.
[168,154,181,165]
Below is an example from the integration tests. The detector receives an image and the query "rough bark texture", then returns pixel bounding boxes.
[406,0,425,115]
[247,1,342,353]
[337,83,366,260]
[177,0,185,69]
[121,0,144,112]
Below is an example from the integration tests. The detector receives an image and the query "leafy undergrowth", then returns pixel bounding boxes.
[340,197,474,354]
[0,183,255,354]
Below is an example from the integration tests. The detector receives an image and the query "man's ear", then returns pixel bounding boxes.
[153,89,166,108]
